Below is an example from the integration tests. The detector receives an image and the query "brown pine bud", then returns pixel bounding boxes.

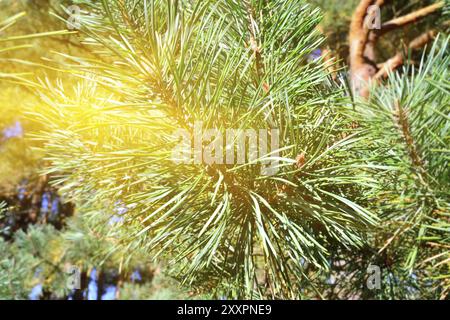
[295,152,306,169]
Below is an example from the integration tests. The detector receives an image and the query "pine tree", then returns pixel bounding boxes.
[1,8,181,300]
[2,0,448,300]
[359,38,449,299]
[29,0,382,299]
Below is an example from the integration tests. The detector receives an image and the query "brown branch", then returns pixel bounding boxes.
[426,242,450,249]
[349,0,376,65]
[350,0,443,98]
[365,0,388,58]
[380,2,444,35]
[392,100,428,184]
[375,30,437,79]
[349,0,382,98]
[349,0,386,59]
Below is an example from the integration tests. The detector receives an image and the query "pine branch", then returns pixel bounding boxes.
[349,0,375,65]
[30,0,380,298]
[375,30,437,80]
[392,100,428,184]
[379,2,444,35]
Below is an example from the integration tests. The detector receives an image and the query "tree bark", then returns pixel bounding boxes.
[349,0,381,98]
[349,0,443,98]
[380,2,444,35]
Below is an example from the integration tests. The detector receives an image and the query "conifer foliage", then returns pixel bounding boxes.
[31,0,381,298]
[1,0,448,300]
